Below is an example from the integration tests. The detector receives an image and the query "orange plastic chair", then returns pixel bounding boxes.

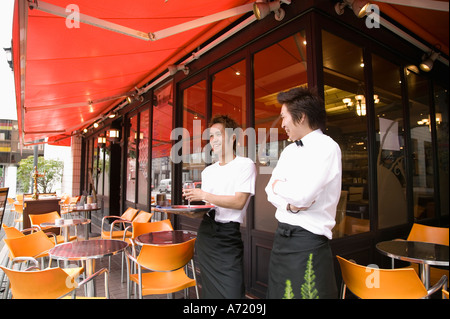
[121,219,173,283]
[29,211,77,244]
[101,207,139,239]
[0,260,108,299]
[125,238,198,299]
[337,256,448,299]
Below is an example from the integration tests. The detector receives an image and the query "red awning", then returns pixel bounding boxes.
[12,0,449,146]
[12,0,257,144]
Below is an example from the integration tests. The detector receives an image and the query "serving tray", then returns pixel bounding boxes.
[154,205,215,219]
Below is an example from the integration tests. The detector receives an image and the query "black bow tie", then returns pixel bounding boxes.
[295,140,303,147]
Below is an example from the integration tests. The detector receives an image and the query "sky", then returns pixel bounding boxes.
[0,0,17,120]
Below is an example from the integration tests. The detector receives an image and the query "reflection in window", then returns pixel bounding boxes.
[434,85,449,217]
[372,55,407,228]
[322,31,370,238]
[408,72,435,221]
[253,31,307,233]
[212,60,246,127]
[138,109,149,205]
[152,81,173,205]
[126,115,137,203]
[182,80,207,195]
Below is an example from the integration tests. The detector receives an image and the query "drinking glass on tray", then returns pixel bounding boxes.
[183,182,195,208]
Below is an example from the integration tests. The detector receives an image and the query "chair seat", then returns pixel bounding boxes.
[130,268,196,295]
[101,230,132,239]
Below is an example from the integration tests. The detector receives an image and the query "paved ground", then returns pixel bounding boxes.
[0,204,198,299]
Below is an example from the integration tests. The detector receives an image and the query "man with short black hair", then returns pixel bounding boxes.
[265,87,342,299]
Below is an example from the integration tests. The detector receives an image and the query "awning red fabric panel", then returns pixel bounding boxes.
[13,0,253,144]
[47,134,71,146]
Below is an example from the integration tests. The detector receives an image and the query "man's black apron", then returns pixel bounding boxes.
[267,222,338,299]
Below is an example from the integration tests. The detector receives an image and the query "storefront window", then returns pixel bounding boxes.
[152,81,173,205]
[212,59,246,127]
[372,55,407,228]
[322,31,370,237]
[253,31,307,233]
[434,84,449,218]
[126,115,138,203]
[138,109,150,205]
[408,72,435,221]
[181,80,207,199]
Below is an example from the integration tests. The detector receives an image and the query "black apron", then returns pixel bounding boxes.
[267,222,338,299]
[196,211,245,299]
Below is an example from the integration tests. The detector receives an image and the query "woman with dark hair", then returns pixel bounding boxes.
[265,87,342,299]
[184,114,256,299]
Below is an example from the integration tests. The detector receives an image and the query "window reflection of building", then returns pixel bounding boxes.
[152,81,173,205]
[253,31,307,233]
[322,31,370,237]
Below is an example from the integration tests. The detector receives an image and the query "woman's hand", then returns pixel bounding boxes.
[183,188,205,202]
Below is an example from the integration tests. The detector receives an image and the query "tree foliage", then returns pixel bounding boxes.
[16,156,64,193]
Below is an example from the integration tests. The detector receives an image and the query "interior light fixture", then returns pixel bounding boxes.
[93,122,99,128]
[97,136,106,144]
[109,128,120,139]
[419,50,440,72]
[335,0,370,18]
[253,0,291,21]
[168,64,189,76]
[343,94,379,116]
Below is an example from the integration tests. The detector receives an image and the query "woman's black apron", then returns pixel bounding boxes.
[195,211,245,299]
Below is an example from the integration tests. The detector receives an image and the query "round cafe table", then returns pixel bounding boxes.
[49,239,128,297]
[69,206,102,238]
[135,230,197,246]
[41,218,90,242]
[376,240,449,291]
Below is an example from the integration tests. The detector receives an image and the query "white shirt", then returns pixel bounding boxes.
[201,156,256,224]
[265,129,342,239]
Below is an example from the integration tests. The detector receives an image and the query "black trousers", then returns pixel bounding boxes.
[267,222,338,299]
[196,212,245,299]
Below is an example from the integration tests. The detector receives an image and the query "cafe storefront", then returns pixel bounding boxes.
[15,1,448,298]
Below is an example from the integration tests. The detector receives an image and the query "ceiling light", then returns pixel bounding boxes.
[93,122,99,128]
[168,64,189,76]
[419,50,440,72]
[253,0,291,21]
[335,0,370,18]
